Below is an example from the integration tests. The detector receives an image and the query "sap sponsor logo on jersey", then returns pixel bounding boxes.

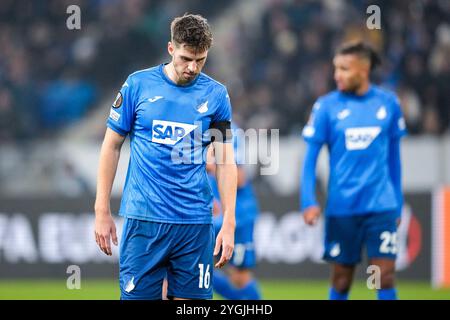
[152,120,198,145]
[345,126,381,150]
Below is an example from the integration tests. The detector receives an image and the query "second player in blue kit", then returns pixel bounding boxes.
[300,42,407,300]
[207,123,262,300]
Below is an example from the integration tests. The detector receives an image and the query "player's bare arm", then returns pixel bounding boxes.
[213,141,237,268]
[94,128,126,256]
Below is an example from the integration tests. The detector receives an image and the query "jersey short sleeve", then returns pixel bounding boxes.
[302,99,328,144]
[107,76,136,136]
[211,86,232,124]
[389,94,407,139]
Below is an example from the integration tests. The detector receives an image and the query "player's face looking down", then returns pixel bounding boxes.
[168,41,208,85]
[333,54,370,94]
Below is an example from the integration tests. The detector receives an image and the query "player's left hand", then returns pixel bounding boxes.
[94,214,118,256]
[214,222,235,268]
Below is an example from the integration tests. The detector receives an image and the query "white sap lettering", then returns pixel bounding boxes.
[345,127,381,150]
[152,120,197,145]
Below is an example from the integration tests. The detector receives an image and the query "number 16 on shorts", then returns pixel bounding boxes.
[198,264,210,289]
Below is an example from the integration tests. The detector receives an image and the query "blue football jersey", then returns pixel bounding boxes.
[208,125,259,225]
[302,85,407,216]
[107,64,232,224]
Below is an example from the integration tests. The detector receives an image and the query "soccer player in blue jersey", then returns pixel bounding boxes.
[206,123,262,300]
[300,42,407,300]
[94,14,237,300]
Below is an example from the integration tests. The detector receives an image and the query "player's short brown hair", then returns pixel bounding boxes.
[170,13,213,52]
[336,41,381,71]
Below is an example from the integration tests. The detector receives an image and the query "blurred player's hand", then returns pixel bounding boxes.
[214,222,235,268]
[94,213,118,256]
[212,199,221,217]
[303,206,321,226]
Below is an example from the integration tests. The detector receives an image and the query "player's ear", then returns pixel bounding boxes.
[360,57,371,75]
[168,41,174,57]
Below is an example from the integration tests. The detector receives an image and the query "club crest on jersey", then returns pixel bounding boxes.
[345,127,381,150]
[196,101,208,113]
[330,243,341,257]
[152,120,198,145]
[376,106,387,120]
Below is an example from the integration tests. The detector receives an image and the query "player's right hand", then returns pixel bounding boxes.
[303,206,321,226]
[214,222,235,268]
[94,213,118,256]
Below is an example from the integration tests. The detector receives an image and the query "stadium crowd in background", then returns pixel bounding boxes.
[0,0,229,141]
[0,0,448,142]
[227,0,449,136]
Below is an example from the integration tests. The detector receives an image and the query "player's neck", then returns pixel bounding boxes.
[355,81,370,96]
[163,62,181,85]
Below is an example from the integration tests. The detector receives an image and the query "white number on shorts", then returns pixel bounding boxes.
[198,264,210,289]
[379,231,397,254]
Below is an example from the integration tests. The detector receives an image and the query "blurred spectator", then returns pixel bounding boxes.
[40,70,96,131]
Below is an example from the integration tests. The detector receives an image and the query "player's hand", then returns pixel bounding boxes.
[303,206,321,226]
[94,213,118,256]
[214,222,235,268]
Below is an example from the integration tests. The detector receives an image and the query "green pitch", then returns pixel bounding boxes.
[0,279,449,300]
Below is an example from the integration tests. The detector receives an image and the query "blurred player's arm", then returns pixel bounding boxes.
[300,141,322,225]
[389,137,403,225]
[94,128,126,256]
[236,166,247,188]
[213,141,237,268]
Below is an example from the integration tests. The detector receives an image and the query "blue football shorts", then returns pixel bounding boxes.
[119,218,214,300]
[323,211,398,265]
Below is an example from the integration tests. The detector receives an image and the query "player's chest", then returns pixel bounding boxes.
[331,99,391,133]
[330,99,391,149]
[133,88,214,135]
